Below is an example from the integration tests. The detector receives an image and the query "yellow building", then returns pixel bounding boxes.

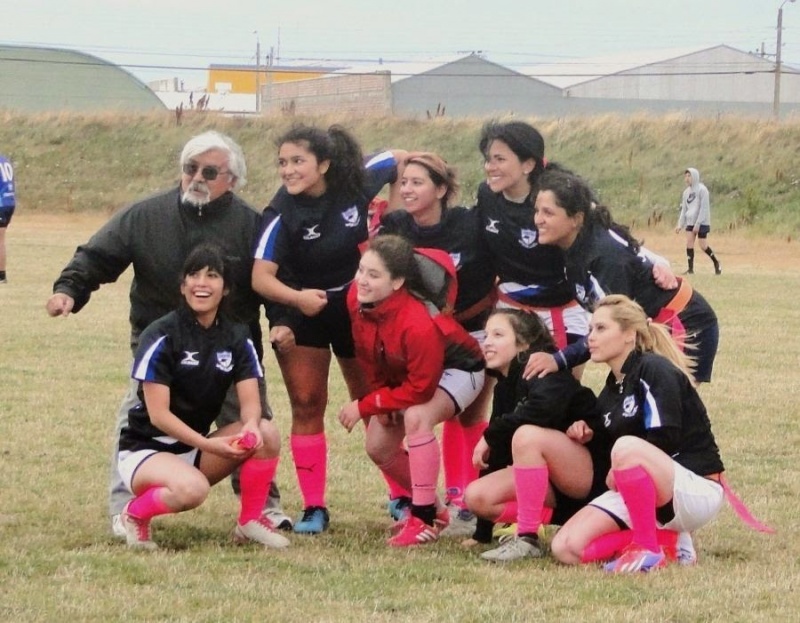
[207,64,334,94]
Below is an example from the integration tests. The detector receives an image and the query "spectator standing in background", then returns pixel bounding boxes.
[676,168,721,275]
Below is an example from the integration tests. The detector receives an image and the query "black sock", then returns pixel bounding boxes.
[686,249,695,271]
[411,503,436,526]
[705,247,719,266]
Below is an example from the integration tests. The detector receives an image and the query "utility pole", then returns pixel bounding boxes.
[774,0,796,119]
[254,31,261,114]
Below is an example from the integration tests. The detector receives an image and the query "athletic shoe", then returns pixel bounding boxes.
[262,507,293,531]
[603,544,667,573]
[683,269,694,275]
[387,496,412,521]
[715,264,722,276]
[439,505,477,538]
[233,517,290,549]
[293,506,330,534]
[387,515,440,547]
[492,522,517,539]
[390,506,449,535]
[111,513,127,539]
[120,502,158,551]
[481,535,543,562]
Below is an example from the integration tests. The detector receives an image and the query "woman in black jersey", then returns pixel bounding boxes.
[117,244,287,551]
[463,309,609,563]
[252,124,404,534]
[532,169,719,383]
[378,152,496,533]
[550,295,725,573]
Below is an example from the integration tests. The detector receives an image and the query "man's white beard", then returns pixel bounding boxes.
[182,182,211,206]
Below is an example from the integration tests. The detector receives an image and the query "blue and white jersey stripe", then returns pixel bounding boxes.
[253,214,282,261]
[133,335,168,382]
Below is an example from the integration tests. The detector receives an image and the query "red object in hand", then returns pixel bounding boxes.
[237,431,257,450]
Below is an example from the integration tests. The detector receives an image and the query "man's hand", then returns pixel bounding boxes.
[45,293,75,317]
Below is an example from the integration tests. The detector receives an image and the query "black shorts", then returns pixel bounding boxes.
[0,204,15,228]
[293,289,355,358]
[686,224,710,238]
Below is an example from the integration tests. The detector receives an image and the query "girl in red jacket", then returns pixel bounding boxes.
[338,234,485,547]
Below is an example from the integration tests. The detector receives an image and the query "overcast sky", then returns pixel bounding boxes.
[4,0,799,87]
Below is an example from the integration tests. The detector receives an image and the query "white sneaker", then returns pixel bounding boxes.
[121,503,158,551]
[676,531,698,566]
[439,505,477,538]
[234,518,291,549]
[481,535,542,562]
[262,506,293,531]
[111,514,127,539]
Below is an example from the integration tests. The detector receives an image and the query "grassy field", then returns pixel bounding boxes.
[1,213,798,622]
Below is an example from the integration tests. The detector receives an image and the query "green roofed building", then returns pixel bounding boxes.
[0,45,165,112]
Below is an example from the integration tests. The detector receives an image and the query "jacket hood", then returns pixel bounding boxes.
[685,167,701,190]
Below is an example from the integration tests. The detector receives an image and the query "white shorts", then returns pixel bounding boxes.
[118,444,200,493]
[495,298,590,339]
[439,368,485,414]
[589,462,724,533]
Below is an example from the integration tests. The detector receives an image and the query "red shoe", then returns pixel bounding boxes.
[390,506,449,535]
[387,515,440,547]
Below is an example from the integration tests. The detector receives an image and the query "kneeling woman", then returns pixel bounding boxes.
[550,295,725,572]
[338,235,485,547]
[464,309,609,562]
[117,244,287,550]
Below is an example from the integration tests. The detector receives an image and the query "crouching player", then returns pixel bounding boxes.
[117,243,288,551]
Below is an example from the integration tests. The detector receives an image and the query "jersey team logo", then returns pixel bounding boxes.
[518,228,538,249]
[303,225,321,240]
[449,252,462,270]
[341,205,361,228]
[622,395,638,418]
[216,351,233,372]
[485,218,500,234]
[181,351,200,366]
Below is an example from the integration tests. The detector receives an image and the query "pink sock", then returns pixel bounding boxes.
[441,418,466,505]
[496,501,518,524]
[128,486,172,520]
[461,421,488,499]
[514,465,549,536]
[290,433,327,508]
[613,466,659,552]
[407,432,440,508]
[238,457,278,524]
[376,445,412,496]
[580,529,678,563]
[581,531,633,563]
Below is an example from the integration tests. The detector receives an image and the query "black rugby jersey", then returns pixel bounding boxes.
[475,182,573,308]
[119,306,263,454]
[597,351,724,476]
[254,152,398,292]
[379,207,496,331]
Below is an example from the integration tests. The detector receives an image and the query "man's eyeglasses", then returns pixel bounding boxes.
[182,162,232,181]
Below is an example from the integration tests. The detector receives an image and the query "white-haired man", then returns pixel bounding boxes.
[46,131,292,538]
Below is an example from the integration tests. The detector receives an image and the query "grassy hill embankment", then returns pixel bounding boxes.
[1,110,798,234]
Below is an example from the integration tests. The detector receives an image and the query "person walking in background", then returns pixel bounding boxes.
[118,244,288,551]
[378,152,497,536]
[252,124,406,534]
[337,235,485,547]
[45,130,291,537]
[676,168,721,275]
[0,153,16,284]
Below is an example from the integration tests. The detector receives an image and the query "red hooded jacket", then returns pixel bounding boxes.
[348,286,445,417]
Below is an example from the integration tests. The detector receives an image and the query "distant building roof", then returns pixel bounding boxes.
[333,54,481,84]
[516,45,758,89]
[0,45,164,112]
